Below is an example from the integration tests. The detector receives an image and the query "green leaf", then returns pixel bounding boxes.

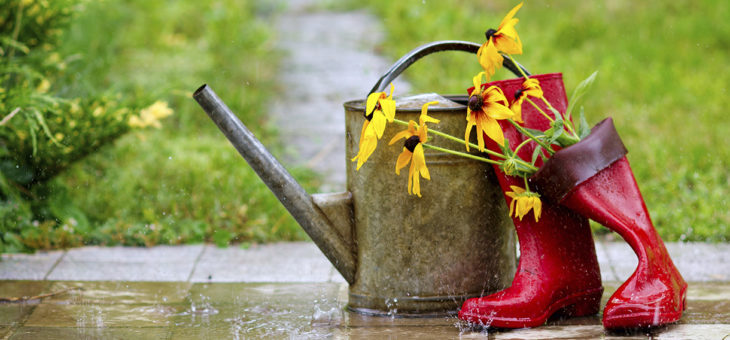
[0,37,30,55]
[566,71,598,121]
[546,117,564,144]
[531,145,543,164]
[578,107,591,139]
[523,127,544,137]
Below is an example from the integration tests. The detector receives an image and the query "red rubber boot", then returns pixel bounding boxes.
[530,118,687,329]
[458,74,603,328]
[561,157,687,329]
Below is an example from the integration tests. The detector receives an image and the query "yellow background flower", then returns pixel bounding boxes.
[128,101,173,129]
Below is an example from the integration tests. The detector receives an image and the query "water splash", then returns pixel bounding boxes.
[75,305,105,328]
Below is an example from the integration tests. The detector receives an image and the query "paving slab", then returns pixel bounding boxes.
[43,281,191,305]
[191,242,334,282]
[60,245,203,263]
[46,245,203,282]
[47,261,196,282]
[0,251,64,280]
[599,240,730,282]
[23,303,174,328]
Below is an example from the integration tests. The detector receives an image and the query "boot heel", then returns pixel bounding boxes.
[564,288,603,317]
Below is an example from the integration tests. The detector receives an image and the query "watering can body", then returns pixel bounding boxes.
[193,41,537,316]
[343,97,515,315]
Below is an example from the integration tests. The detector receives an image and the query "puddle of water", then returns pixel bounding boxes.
[6,281,730,339]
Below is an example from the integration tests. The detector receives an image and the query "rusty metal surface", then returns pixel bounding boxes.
[344,98,516,315]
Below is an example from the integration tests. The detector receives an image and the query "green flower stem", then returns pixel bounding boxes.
[539,96,578,137]
[422,143,503,166]
[525,98,555,123]
[507,119,555,155]
[508,53,530,80]
[512,135,543,156]
[392,118,507,159]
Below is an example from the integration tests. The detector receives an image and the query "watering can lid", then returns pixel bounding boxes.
[344,93,467,113]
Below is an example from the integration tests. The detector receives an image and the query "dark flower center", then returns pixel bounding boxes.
[404,135,420,152]
[514,89,524,100]
[468,94,483,112]
[485,28,498,41]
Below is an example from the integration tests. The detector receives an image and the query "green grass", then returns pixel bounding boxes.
[8,0,317,251]
[349,0,729,241]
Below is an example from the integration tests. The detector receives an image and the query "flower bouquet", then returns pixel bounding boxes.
[350,2,686,330]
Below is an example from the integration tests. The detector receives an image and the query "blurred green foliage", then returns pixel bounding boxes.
[1,0,314,252]
[0,0,141,252]
[351,0,729,241]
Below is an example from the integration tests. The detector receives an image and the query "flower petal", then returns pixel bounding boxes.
[481,116,505,146]
[532,197,542,222]
[395,148,412,175]
[351,124,378,170]
[475,114,486,151]
[472,72,485,91]
[389,120,417,145]
[509,185,525,194]
[485,102,515,120]
[413,143,430,180]
[464,119,475,152]
[499,2,523,31]
[370,111,387,139]
[380,98,396,122]
[510,97,524,123]
[365,92,382,117]
[478,41,503,79]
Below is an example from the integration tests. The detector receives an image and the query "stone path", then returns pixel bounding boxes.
[1,242,730,339]
[270,0,409,192]
[1,241,729,283]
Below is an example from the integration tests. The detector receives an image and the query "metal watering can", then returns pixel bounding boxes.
[194,41,529,316]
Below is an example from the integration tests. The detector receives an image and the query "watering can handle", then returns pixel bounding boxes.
[369,40,531,94]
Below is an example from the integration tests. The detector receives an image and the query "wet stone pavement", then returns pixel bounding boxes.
[1,280,730,339]
[1,242,730,339]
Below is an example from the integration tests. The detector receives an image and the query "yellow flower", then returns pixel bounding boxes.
[365,83,396,138]
[36,79,51,93]
[465,72,514,151]
[509,78,543,123]
[388,101,440,197]
[351,120,379,170]
[477,2,524,79]
[351,84,396,170]
[129,101,173,129]
[506,185,542,222]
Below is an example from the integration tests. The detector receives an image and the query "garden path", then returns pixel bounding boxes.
[269,0,410,192]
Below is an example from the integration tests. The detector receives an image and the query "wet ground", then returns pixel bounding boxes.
[1,280,729,339]
[1,242,730,339]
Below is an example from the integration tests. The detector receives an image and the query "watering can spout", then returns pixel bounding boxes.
[193,84,356,284]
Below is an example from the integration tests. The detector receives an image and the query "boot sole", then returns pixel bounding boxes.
[459,286,604,328]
